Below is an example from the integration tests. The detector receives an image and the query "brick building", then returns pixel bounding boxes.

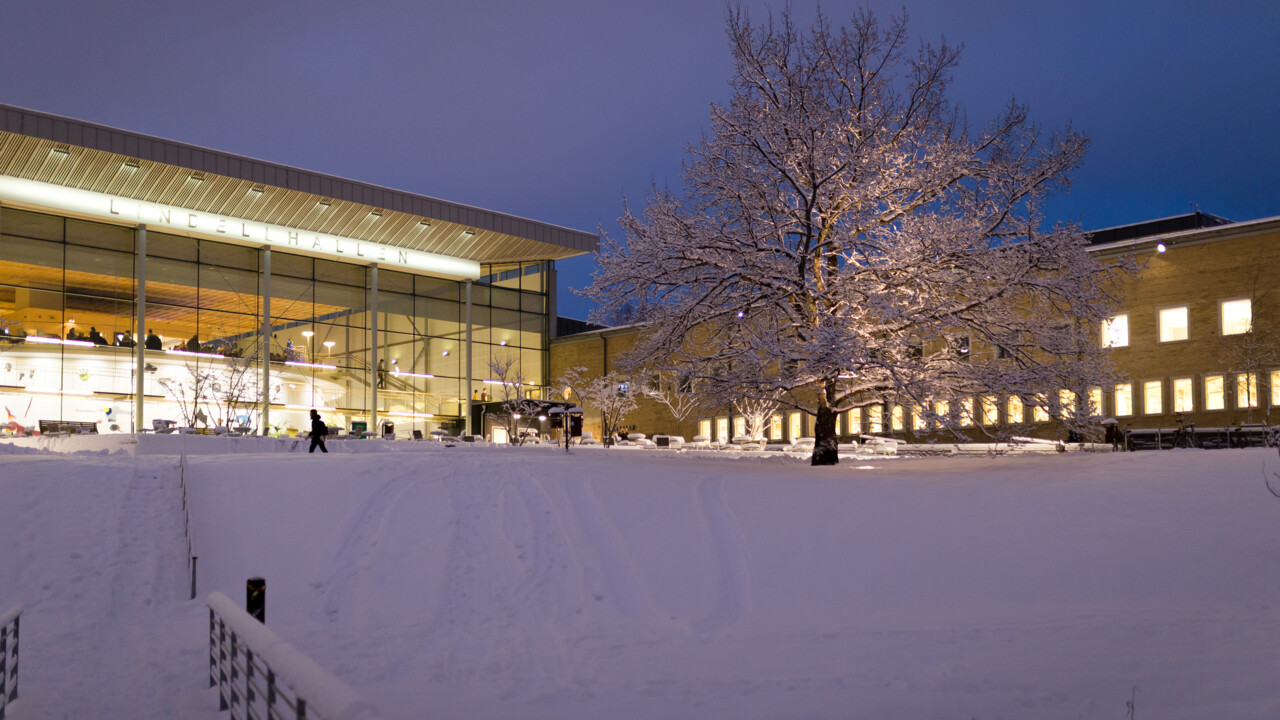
[549,212,1280,444]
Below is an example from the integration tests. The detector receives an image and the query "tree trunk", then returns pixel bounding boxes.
[811,386,840,466]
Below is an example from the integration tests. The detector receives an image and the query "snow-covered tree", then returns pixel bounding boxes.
[486,357,540,445]
[557,366,638,447]
[641,370,702,438]
[586,7,1126,465]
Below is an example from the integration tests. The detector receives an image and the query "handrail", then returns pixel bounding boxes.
[207,593,379,720]
[0,605,20,720]
[179,449,197,600]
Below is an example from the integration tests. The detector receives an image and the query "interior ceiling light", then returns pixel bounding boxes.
[189,173,205,183]
[417,220,432,227]
[50,148,69,158]
[463,229,476,236]
[248,186,264,195]
[316,200,331,210]
[123,159,140,170]
[369,210,383,219]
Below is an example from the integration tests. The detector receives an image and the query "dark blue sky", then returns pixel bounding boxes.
[3,1,1278,320]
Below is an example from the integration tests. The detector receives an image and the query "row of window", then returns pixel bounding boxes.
[696,372,1276,440]
[1102,298,1251,348]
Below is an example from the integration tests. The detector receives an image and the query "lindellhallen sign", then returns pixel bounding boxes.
[0,175,481,279]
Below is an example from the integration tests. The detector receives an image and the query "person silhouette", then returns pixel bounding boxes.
[307,409,329,453]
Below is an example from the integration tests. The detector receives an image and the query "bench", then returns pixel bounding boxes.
[38,419,98,435]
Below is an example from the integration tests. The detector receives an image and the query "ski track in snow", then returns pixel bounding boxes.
[5,442,1280,719]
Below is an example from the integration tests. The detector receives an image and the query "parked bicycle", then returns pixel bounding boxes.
[1170,414,1201,449]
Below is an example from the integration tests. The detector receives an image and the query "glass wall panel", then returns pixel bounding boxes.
[380,292,416,335]
[64,294,133,344]
[147,232,199,261]
[4,208,64,240]
[272,253,313,279]
[417,276,458,301]
[199,265,259,314]
[381,270,413,294]
[470,306,491,344]
[200,241,257,270]
[315,258,365,287]
[146,258,199,307]
[491,288,520,310]
[66,246,133,299]
[270,276,314,321]
[1,234,63,290]
[66,218,133,252]
[423,299,461,338]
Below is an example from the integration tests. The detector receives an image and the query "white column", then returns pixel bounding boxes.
[260,247,271,435]
[134,225,146,432]
[464,279,473,435]
[369,263,379,433]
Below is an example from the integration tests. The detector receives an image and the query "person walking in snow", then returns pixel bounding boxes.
[308,408,329,453]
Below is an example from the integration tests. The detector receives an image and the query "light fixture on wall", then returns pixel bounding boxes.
[499,340,507,346]
[442,350,450,356]
[323,341,335,357]
[301,330,314,339]
[1157,242,1167,253]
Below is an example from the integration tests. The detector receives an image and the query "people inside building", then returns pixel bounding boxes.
[144,329,162,350]
[88,327,107,345]
[377,359,387,389]
[186,334,200,352]
[116,331,136,348]
[66,327,82,341]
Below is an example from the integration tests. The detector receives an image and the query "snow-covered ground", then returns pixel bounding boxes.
[2,437,1279,719]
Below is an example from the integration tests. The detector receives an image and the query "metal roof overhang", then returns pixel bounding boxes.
[0,104,597,279]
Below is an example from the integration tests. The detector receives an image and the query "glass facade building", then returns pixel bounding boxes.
[0,104,595,437]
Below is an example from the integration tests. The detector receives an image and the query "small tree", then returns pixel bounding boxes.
[486,357,540,445]
[733,394,781,440]
[641,370,702,437]
[1223,272,1279,423]
[157,361,215,427]
[558,366,638,447]
[209,345,267,432]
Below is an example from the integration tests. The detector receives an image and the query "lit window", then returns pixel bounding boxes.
[959,398,974,427]
[935,400,950,424]
[1088,387,1103,417]
[981,395,999,425]
[733,416,746,438]
[788,412,802,440]
[847,408,861,434]
[1143,380,1163,415]
[1059,389,1076,417]
[891,405,904,431]
[1237,373,1259,408]
[716,417,730,444]
[1221,298,1252,336]
[1114,383,1133,417]
[1032,396,1049,423]
[769,414,783,440]
[1102,314,1129,348]
[1159,306,1189,342]
[868,405,883,434]
[912,405,927,431]
[1205,375,1224,411]
[1272,371,1280,407]
[699,419,712,438]
[1173,378,1193,413]
[1007,396,1024,423]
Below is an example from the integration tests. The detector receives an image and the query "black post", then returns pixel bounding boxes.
[190,556,198,600]
[247,577,265,623]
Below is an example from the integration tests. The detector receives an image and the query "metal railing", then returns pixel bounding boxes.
[207,593,379,720]
[179,450,197,600]
[0,605,20,720]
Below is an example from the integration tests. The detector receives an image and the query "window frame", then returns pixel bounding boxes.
[1102,312,1129,348]
[1157,304,1190,344]
[1171,376,1194,413]
[1219,297,1252,337]
[1204,374,1226,412]
[1141,379,1164,416]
